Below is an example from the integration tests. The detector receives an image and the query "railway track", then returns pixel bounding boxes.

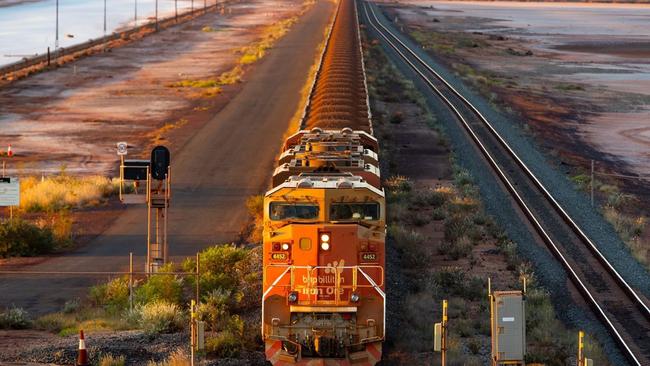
[360,1,650,364]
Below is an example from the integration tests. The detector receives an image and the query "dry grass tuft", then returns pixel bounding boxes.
[20,175,118,213]
[147,348,190,366]
[98,353,126,366]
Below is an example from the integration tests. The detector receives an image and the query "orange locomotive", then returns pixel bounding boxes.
[262,0,384,363]
[262,128,385,365]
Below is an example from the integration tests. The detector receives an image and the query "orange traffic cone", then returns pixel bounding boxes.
[76,330,89,366]
[6,145,12,157]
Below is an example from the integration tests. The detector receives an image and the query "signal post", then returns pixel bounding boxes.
[117,143,172,273]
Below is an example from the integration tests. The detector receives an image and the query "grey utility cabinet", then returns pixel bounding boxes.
[490,290,525,365]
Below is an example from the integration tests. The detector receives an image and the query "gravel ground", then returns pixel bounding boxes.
[361,3,649,365]
[0,329,266,365]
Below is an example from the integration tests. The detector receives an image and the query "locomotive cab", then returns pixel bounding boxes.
[262,175,385,365]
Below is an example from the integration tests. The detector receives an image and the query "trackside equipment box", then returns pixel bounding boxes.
[490,290,525,365]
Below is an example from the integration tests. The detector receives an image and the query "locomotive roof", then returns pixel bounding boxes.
[265,174,384,197]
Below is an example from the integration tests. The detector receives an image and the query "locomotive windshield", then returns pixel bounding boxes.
[270,202,320,221]
[330,202,380,221]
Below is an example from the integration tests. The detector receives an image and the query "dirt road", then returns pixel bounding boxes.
[0,0,336,315]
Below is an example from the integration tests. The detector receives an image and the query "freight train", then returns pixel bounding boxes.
[262,0,385,365]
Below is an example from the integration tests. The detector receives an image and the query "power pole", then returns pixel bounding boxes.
[103,0,107,37]
[155,0,158,30]
[55,0,59,49]
[134,0,138,26]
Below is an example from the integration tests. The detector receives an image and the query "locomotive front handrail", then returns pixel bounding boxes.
[264,264,384,305]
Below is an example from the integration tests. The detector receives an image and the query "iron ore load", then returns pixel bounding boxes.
[262,0,386,365]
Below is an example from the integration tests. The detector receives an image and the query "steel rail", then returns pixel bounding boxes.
[361,1,647,364]
[363,1,649,320]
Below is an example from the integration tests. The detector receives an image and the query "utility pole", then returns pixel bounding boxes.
[590,160,595,207]
[103,0,107,37]
[175,0,178,22]
[155,0,159,30]
[55,0,59,49]
[134,0,137,27]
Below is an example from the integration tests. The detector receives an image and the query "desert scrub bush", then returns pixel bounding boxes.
[99,354,126,366]
[0,306,31,329]
[433,267,483,301]
[197,288,241,331]
[139,301,185,335]
[20,175,118,212]
[439,235,473,260]
[135,264,184,306]
[525,288,574,365]
[147,348,189,366]
[409,187,449,210]
[183,245,261,311]
[205,331,242,358]
[90,276,130,312]
[0,218,57,257]
[384,175,412,203]
[388,224,428,268]
[444,215,475,243]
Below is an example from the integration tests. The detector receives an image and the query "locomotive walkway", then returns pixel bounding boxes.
[0,0,336,315]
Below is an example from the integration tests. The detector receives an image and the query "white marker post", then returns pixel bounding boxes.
[117,142,128,201]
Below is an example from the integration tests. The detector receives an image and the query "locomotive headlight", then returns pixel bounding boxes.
[281,243,290,251]
[288,291,298,303]
[350,292,360,303]
[320,233,331,250]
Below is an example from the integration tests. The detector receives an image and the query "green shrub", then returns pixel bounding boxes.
[433,267,484,301]
[205,331,242,358]
[439,236,473,260]
[183,245,260,310]
[62,298,80,314]
[444,215,474,243]
[135,263,183,305]
[0,307,31,329]
[388,224,428,268]
[139,301,185,335]
[197,288,240,332]
[0,219,56,257]
[34,312,74,332]
[431,207,446,221]
[90,276,130,312]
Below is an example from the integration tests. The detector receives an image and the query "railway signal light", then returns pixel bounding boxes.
[151,145,170,180]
